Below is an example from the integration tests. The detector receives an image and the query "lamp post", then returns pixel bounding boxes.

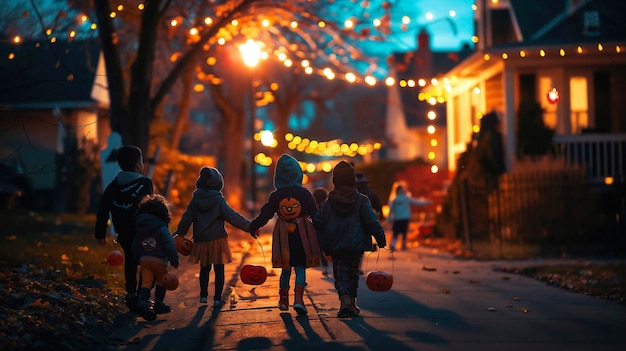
[239,39,262,217]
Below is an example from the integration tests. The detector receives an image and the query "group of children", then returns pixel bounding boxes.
[95,147,387,321]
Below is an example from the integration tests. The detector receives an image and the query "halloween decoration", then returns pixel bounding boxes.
[240,264,268,285]
[174,235,193,256]
[106,250,123,266]
[366,270,394,292]
[278,197,301,232]
[160,273,180,290]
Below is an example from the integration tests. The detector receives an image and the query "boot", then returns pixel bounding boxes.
[124,292,138,314]
[350,296,360,315]
[293,285,307,315]
[153,285,171,314]
[337,295,354,318]
[137,287,156,321]
[278,287,289,311]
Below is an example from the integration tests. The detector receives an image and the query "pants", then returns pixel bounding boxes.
[332,251,362,297]
[118,237,140,294]
[391,219,409,249]
[200,264,225,301]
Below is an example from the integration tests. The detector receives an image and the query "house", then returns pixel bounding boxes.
[386,29,473,166]
[0,38,110,211]
[419,0,626,183]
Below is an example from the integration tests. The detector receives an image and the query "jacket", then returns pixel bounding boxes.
[387,193,432,222]
[176,189,250,242]
[133,213,179,268]
[94,172,153,243]
[313,186,386,254]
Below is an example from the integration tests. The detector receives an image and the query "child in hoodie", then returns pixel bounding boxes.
[313,161,386,318]
[387,184,433,251]
[249,154,320,315]
[94,145,154,313]
[133,194,179,321]
[175,167,251,307]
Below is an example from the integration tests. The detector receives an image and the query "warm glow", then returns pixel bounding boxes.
[346,72,357,83]
[13,36,20,44]
[138,3,144,10]
[540,49,546,57]
[170,19,178,26]
[109,11,116,18]
[261,19,270,27]
[260,130,275,147]
[365,76,376,86]
[239,39,261,67]
[427,111,436,120]
[598,43,604,51]
[471,35,479,43]
[519,50,526,57]
[344,19,354,29]
[428,152,436,160]
[483,53,490,60]
[430,139,438,147]
[189,27,199,36]
[204,17,212,25]
[193,84,204,92]
[427,125,436,134]
[385,77,395,86]
[402,16,411,24]
[559,48,565,56]
[577,46,583,53]
[431,165,439,173]
[502,53,508,59]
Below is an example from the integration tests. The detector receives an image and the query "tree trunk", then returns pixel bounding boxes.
[170,63,195,150]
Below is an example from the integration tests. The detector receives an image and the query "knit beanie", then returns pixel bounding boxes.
[332,161,355,187]
[196,166,224,191]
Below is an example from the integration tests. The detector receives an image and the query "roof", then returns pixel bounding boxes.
[0,39,101,108]
[504,0,626,48]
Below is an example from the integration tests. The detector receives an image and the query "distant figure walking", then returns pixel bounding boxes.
[313,187,331,276]
[387,184,432,251]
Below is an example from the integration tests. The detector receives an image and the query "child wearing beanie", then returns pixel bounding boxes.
[174,167,252,307]
[313,161,386,318]
[249,154,321,315]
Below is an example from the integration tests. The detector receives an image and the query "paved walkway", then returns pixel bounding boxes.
[110,232,626,351]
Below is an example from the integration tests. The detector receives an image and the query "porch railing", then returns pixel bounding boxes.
[552,133,626,183]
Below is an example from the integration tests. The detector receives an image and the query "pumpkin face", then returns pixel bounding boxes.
[240,264,267,285]
[160,273,180,290]
[107,250,124,266]
[174,235,193,256]
[278,198,301,220]
[366,271,393,292]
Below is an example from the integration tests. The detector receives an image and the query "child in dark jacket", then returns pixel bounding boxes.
[94,145,154,313]
[250,154,320,315]
[175,167,251,307]
[313,161,386,318]
[133,194,179,321]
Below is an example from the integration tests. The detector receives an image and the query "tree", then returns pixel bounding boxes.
[4,0,426,210]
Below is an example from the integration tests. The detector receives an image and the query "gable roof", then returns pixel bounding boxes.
[0,39,101,109]
[505,0,626,48]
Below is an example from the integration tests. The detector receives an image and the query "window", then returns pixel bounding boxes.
[569,76,588,134]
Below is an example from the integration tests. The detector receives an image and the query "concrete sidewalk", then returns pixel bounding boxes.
[111,234,626,351]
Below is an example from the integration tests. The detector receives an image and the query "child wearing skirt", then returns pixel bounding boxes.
[174,167,252,307]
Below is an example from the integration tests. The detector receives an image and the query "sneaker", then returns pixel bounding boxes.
[153,302,171,314]
[213,300,222,308]
[200,297,208,304]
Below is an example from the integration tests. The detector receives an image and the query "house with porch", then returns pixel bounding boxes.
[420,0,626,184]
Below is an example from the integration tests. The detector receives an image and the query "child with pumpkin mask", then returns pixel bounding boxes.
[313,161,387,318]
[249,153,321,315]
[175,167,252,307]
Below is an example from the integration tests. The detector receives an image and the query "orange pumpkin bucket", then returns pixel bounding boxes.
[365,248,394,292]
[240,238,268,285]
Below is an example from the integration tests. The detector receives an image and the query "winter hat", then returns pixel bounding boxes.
[332,161,355,187]
[355,172,369,184]
[196,166,224,191]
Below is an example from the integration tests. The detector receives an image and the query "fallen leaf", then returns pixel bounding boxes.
[520,307,529,313]
[422,266,437,272]
[77,246,89,252]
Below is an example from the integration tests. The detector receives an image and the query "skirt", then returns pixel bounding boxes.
[188,236,232,266]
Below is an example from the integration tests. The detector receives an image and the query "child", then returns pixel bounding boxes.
[94,145,154,313]
[133,194,179,321]
[387,184,433,251]
[313,161,386,318]
[249,154,320,315]
[312,187,330,276]
[175,167,251,307]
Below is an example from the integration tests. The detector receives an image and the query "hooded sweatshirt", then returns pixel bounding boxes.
[176,169,250,242]
[250,154,320,268]
[133,212,179,267]
[95,171,154,243]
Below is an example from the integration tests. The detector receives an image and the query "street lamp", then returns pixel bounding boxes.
[239,39,262,216]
